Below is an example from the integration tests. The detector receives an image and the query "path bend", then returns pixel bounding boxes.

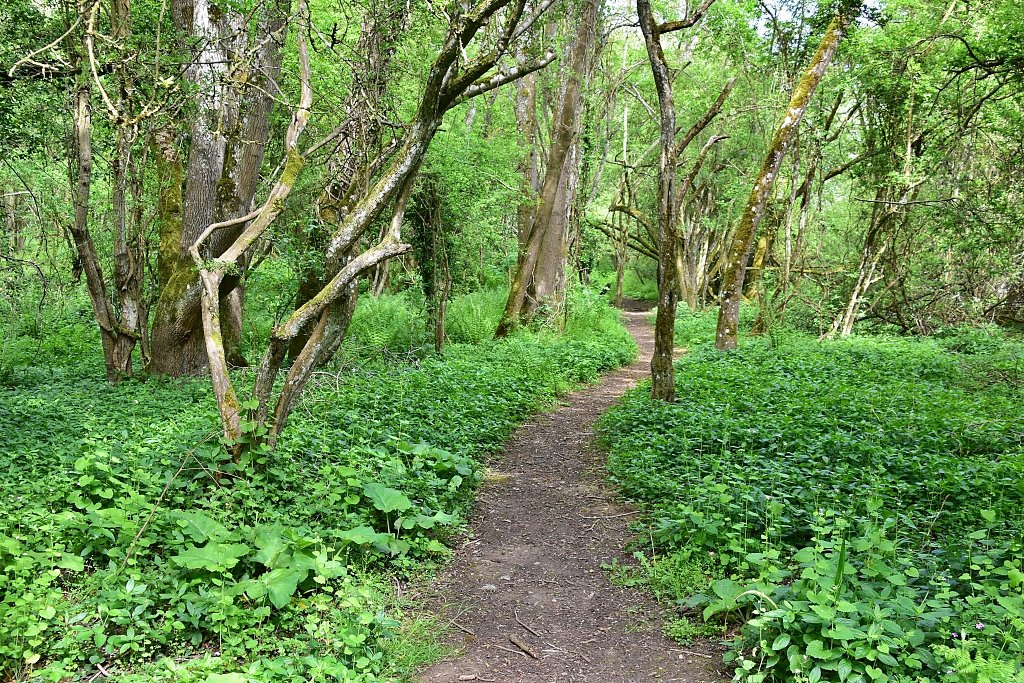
[416,306,724,683]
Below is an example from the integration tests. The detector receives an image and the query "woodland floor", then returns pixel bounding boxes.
[416,301,726,683]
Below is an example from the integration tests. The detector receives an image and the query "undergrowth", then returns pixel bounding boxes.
[599,318,1024,683]
[0,287,635,682]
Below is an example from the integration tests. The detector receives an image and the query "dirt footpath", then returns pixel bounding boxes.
[416,303,724,683]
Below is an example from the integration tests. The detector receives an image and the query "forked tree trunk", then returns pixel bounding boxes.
[149,0,287,375]
[194,0,558,447]
[495,0,598,338]
[714,5,858,350]
[636,0,723,400]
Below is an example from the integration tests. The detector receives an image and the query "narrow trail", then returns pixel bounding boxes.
[417,303,724,683]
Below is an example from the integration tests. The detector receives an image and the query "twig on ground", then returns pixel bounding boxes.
[514,606,543,637]
[491,643,530,658]
[509,635,540,659]
[576,511,640,520]
[450,620,475,636]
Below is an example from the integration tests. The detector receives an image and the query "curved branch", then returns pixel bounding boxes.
[449,50,557,109]
[658,0,717,33]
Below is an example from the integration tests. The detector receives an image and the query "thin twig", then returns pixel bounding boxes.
[450,620,475,636]
[491,644,530,659]
[576,511,640,520]
[514,607,542,637]
[669,648,713,658]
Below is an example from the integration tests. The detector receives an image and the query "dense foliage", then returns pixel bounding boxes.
[599,312,1024,683]
[0,287,635,681]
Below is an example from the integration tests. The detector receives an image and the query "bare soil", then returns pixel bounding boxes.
[415,301,725,683]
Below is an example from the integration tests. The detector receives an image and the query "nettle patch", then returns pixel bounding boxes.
[599,336,1024,683]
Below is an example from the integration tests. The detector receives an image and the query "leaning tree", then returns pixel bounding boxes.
[192,0,560,449]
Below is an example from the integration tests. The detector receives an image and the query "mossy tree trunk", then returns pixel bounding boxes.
[148,0,288,376]
[715,4,859,350]
[495,0,599,338]
[190,0,558,447]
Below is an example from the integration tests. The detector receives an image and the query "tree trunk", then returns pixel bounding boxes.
[110,126,143,375]
[715,6,857,350]
[636,0,727,398]
[149,0,286,375]
[637,0,680,401]
[68,67,123,382]
[496,0,599,338]
[148,0,229,375]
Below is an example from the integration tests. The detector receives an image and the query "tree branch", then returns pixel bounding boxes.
[658,0,717,33]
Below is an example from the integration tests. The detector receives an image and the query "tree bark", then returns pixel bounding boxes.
[715,5,858,350]
[636,0,682,400]
[496,0,598,338]
[109,126,143,376]
[149,0,287,375]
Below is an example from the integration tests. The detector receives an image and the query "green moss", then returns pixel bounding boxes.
[280,148,305,188]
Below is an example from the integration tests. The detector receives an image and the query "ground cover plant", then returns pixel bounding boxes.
[599,316,1024,683]
[0,289,635,682]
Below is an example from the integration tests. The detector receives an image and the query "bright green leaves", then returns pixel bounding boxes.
[601,334,1024,682]
[171,543,250,572]
[174,511,230,544]
[0,306,638,679]
[241,568,303,608]
[362,483,412,514]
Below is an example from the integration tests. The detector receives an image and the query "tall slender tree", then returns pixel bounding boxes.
[715,1,861,350]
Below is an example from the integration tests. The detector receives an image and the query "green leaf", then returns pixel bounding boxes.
[204,675,249,683]
[412,510,456,529]
[174,512,229,543]
[252,525,289,568]
[793,547,817,563]
[826,624,867,641]
[865,665,885,680]
[337,526,392,546]
[262,568,302,608]
[876,652,898,667]
[838,658,853,681]
[712,579,742,600]
[805,640,834,660]
[425,539,448,553]
[172,542,249,571]
[362,483,412,513]
[57,553,84,572]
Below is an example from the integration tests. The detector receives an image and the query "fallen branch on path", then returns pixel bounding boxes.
[509,635,540,659]
[491,643,531,659]
[576,511,640,519]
